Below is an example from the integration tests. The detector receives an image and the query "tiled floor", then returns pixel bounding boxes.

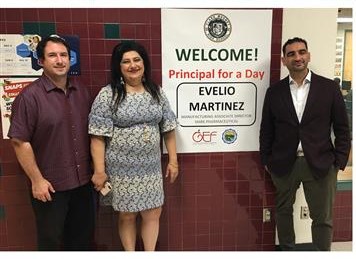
[331,241,352,251]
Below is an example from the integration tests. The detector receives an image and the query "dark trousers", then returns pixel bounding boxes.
[31,182,95,251]
[270,157,337,251]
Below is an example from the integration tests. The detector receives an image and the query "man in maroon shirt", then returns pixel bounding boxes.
[8,35,94,250]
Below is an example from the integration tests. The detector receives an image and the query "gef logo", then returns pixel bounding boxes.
[192,130,217,143]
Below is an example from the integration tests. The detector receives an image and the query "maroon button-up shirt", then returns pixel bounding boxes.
[8,74,93,191]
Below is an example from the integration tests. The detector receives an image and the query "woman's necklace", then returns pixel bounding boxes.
[143,124,150,143]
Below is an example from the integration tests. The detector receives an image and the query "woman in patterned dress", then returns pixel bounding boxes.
[89,41,179,251]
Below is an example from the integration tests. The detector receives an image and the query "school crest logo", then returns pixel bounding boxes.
[222,128,237,144]
[204,13,232,42]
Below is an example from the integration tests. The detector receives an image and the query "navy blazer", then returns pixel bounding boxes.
[259,72,351,178]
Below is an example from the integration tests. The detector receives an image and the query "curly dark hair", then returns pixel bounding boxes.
[110,40,160,111]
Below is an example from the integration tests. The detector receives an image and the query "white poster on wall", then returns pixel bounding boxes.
[0,34,43,76]
[162,9,273,153]
[0,77,37,139]
[0,34,81,76]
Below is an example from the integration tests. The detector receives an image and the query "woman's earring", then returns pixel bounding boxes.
[120,77,125,86]
[142,76,146,83]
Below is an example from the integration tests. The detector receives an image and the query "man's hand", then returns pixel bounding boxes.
[32,178,55,202]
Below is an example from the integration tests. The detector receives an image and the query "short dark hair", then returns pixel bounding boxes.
[282,37,308,56]
[36,35,71,60]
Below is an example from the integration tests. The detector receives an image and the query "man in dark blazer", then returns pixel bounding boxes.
[259,37,350,251]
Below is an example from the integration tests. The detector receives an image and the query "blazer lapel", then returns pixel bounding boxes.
[280,76,299,123]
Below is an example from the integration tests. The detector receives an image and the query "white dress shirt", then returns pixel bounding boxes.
[289,70,311,152]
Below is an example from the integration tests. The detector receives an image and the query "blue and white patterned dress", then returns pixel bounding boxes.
[88,85,177,212]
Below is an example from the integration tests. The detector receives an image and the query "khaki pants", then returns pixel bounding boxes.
[270,157,338,251]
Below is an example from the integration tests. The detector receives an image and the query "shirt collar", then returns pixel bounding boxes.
[41,73,75,92]
[288,69,312,86]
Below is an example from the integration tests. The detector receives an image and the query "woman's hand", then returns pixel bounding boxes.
[166,163,179,183]
[91,172,108,191]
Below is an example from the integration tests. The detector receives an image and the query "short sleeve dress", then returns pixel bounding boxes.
[88,85,177,212]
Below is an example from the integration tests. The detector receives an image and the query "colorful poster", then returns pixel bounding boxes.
[162,9,272,153]
[0,34,81,76]
[0,78,37,139]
